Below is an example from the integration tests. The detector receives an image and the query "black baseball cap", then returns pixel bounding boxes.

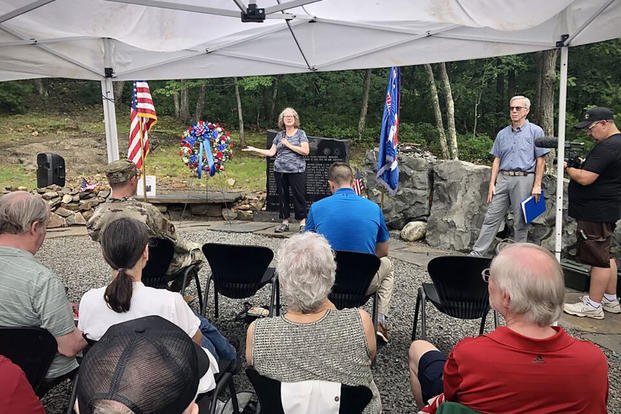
[575,107,614,129]
[77,315,209,414]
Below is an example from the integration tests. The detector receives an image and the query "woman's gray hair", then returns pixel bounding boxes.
[490,243,564,326]
[277,107,300,129]
[276,232,336,313]
[0,191,49,235]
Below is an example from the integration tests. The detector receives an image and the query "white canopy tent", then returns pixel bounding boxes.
[1,0,620,257]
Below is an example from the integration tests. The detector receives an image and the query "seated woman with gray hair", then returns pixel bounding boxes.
[245,232,381,413]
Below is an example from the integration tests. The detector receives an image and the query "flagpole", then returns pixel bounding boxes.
[139,119,147,202]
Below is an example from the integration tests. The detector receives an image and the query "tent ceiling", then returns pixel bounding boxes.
[0,0,619,81]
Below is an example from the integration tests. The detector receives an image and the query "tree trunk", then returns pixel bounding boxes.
[439,62,459,160]
[234,77,245,147]
[179,87,190,122]
[113,81,125,103]
[496,61,505,114]
[539,49,558,137]
[195,83,206,122]
[424,64,450,159]
[34,79,48,97]
[507,69,516,99]
[357,69,372,141]
[173,92,180,119]
[270,75,281,123]
[535,52,543,118]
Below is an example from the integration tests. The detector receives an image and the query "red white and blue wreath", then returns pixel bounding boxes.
[179,121,233,178]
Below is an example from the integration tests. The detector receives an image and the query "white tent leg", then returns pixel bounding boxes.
[554,45,569,262]
[101,37,119,162]
[101,78,119,162]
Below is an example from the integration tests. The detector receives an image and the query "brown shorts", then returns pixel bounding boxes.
[575,220,615,268]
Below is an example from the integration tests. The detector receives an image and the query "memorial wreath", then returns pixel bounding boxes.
[179,121,233,178]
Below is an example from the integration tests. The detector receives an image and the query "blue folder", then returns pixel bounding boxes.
[521,191,546,224]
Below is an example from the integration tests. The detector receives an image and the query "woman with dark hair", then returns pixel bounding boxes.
[78,217,236,384]
[243,107,309,233]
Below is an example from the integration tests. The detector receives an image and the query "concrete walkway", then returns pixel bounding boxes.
[46,219,621,356]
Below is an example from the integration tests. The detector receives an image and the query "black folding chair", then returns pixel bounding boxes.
[0,326,57,396]
[412,255,495,340]
[246,367,373,414]
[143,238,202,311]
[328,251,381,328]
[201,243,279,318]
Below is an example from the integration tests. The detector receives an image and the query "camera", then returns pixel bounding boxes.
[534,137,584,168]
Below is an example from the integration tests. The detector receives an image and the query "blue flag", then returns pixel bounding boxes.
[376,67,400,195]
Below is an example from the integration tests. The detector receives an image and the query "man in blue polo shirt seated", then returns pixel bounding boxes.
[305,162,394,343]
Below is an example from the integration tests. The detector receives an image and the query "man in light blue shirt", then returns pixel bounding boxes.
[306,162,394,343]
[470,96,549,257]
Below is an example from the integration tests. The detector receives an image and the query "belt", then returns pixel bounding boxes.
[500,170,534,176]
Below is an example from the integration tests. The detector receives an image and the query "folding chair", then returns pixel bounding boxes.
[0,326,57,396]
[143,237,202,311]
[246,367,373,414]
[328,251,381,328]
[201,243,279,318]
[412,255,494,340]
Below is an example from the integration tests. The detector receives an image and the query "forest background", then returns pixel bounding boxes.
[0,39,619,192]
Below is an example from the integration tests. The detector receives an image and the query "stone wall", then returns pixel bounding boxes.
[1,185,260,228]
[360,149,619,257]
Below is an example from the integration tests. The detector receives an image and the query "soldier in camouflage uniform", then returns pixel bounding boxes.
[87,160,202,284]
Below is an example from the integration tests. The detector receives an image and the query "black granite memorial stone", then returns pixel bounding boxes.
[266,130,349,212]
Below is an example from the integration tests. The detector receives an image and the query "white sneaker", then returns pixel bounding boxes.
[564,298,604,320]
[581,295,621,314]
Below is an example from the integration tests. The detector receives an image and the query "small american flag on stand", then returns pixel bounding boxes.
[128,81,157,170]
[352,170,366,196]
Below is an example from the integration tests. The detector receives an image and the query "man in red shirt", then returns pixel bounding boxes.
[408,243,608,413]
[0,356,45,414]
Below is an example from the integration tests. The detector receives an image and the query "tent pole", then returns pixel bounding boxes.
[101,77,119,162]
[554,43,569,262]
[101,37,119,162]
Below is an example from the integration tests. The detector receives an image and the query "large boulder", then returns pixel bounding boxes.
[362,150,432,229]
[426,160,490,252]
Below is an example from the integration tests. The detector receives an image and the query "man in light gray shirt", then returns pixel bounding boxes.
[0,191,86,395]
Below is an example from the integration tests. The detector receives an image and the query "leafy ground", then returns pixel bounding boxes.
[0,107,367,192]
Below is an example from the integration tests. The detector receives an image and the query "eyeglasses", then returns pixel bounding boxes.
[509,106,525,112]
[481,268,491,283]
[587,121,603,131]
[283,115,294,119]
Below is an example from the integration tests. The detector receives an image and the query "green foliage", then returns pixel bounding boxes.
[457,133,494,163]
[0,81,33,113]
[0,164,35,189]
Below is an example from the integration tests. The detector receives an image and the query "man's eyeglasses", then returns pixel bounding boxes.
[509,106,525,112]
[481,268,491,283]
[587,121,603,131]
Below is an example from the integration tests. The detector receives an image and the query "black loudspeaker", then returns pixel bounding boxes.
[37,153,65,188]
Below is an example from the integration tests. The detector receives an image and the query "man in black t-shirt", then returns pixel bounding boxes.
[563,107,621,319]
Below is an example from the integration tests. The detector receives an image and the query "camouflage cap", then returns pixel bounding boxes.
[105,159,139,184]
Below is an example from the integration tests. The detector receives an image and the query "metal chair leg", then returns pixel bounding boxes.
[412,288,421,340]
[202,275,212,318]
[479,311,488,335]
[214,289,219,319]
[275,277,281,316]
[493,310,499,328]
[420,290,427,340]
[194,270,203,315]
[371,293,379,332]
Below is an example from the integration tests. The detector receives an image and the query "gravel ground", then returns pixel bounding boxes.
[36,229,620,414]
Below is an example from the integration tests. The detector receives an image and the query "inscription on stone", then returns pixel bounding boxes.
[265,130,349,212]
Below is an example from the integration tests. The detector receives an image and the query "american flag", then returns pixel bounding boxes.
[376,67,400,196]
[128,81,157,170]
[352,170,365,196]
